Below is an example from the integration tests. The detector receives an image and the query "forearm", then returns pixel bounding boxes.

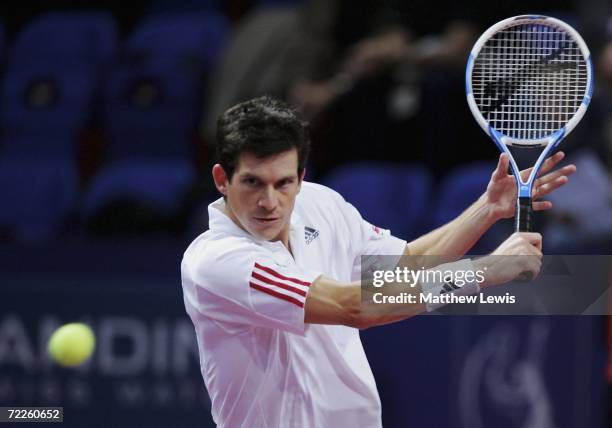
[305,276,426,329]
[359,281,427,328]
[407,194,496,257]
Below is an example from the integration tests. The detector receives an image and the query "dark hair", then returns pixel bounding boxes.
[216,96,310,180]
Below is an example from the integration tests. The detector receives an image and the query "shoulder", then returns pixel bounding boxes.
[298,181,363,222]
[182,232,268,284]
[298,181,349,211]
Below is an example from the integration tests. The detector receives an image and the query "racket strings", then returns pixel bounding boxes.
[472,23,588,140]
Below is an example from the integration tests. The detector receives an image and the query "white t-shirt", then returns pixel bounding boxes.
[181,182,406,428]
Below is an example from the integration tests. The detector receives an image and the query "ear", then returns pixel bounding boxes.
[212,164,229,195]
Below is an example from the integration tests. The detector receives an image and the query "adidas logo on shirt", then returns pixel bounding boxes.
[440,281,460,295]
[304,226,319,245]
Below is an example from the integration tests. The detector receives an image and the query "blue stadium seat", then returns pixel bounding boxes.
[102,12,230,158]
[10,12,117,71]
[81,12,228,232]
[0,158,78,242]
[126,12,229,70]
[0,12,117,158]
[323,163,432,241]
[81,159,195,221]
[0,69,96,157]
[87,64,199,229]
[0,13,118,240]
[433,161,509,253]
[432,162,495,227]
[103,63,198,160]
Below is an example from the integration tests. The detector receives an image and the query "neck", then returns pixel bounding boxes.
[222,203,291,251]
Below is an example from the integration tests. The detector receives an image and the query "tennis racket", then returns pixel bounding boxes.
[466,15,593,277]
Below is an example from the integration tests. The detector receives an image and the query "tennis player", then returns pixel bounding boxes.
[181,96,576,427]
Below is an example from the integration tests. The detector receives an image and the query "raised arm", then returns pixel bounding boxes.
[407,152,575,257]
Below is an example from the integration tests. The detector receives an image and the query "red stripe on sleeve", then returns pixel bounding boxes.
[252,272,307,297]
[254,263,311,286]
[249,282,305,308]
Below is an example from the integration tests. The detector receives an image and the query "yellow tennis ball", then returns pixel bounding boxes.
[48,323,96,367]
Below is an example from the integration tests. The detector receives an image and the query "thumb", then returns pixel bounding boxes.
[492,153,509,181]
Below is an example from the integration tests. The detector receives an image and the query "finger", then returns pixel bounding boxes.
[516,232,542,247]
[534,176,568,199]
[529,258,543,279]
[519,151,566,181]
[534,164,576,188]
[537,151,566,177]
[526,239,543,253]
[532,200,553,211]
[511,232,540,251]
[492,153,510,181]
[523,243,542,255]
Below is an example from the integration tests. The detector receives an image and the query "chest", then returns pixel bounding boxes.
[276,222,355,283]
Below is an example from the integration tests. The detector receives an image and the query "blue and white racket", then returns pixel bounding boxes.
[466,15,593,236]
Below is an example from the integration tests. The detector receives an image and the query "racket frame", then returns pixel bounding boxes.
[465,15,593,231]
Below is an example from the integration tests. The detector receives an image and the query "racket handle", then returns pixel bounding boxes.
[515,197,534,281]
[515,197,533,232]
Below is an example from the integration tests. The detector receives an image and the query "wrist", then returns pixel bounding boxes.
[477,193,501,226]
[420,259,481,311]
[472,256,493,289]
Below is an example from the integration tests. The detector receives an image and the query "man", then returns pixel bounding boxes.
[181,96,575,427]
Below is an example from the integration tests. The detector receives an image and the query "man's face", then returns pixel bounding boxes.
[219,149,303,243]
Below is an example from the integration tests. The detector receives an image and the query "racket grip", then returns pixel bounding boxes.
[515,197,534,281]
[515,197,533,232]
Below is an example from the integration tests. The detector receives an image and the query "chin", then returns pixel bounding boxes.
[257,230,282,241]
[248,224,281,241]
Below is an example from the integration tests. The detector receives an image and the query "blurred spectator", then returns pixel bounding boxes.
[287,13,477,121]
[561,39,612,168]
[540,40,612,253]
[202,0,576,179]
[201,4,302,144]
[600,41,612,168]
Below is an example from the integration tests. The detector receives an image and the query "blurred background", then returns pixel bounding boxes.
[0,0,610,426]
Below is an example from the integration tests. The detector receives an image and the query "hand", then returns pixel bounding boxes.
[484,151,576,222]
[343,30,412,78]
[474,232,543,288]
[288,80,337,120]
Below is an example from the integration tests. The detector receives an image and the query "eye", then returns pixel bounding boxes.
[277,178,294,188]
[242,177,260,187]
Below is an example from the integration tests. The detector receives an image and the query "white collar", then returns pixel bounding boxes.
[207,198,304,245]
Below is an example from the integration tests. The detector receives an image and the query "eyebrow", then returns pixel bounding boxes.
[239,173,297,182]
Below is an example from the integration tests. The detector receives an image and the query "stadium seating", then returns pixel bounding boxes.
[1,12,117,156]
[431,162,495,227]
[9,12,117,71]
[432,161,508,253]
[0,158,78,241]
[81,13,229,234]
[323,162,432,241]
[0,13,118,241]
[125,12,228,70]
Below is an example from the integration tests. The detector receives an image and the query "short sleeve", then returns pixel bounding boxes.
[182,239,321,336]
[330,191,407,257]
[328,191,407,281]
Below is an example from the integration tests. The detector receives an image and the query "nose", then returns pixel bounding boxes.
[258,186,278,211]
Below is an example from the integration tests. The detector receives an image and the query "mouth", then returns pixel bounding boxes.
[253,217,280,225]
